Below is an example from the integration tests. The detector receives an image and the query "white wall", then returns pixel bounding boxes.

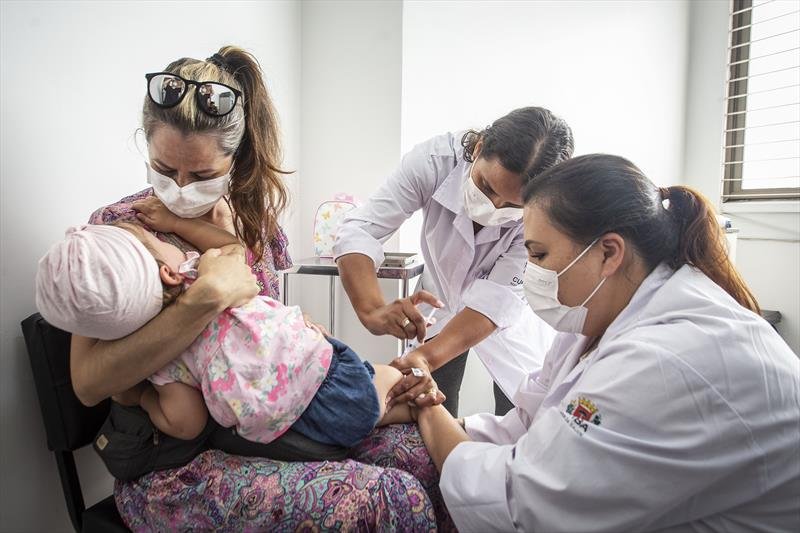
[400,0,691,415]
[682,0,800,354]
[0,1,301,530]
[400,0,689,179]
[295,0,404,365]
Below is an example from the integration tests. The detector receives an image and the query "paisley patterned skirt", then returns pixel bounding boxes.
[115,424,456,532]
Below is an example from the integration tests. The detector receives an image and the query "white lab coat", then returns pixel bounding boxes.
[441,263,800,532]
[333,132,554,396]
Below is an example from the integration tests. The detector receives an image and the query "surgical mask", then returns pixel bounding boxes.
[462,163,523,226]
[523,238,606,334]
[146,162,231,218]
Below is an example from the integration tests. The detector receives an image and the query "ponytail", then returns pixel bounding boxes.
[663,186,760,313]
[218,45,289,263]
[523,155,761,315]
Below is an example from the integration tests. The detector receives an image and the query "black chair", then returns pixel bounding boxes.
[21,313,129,533]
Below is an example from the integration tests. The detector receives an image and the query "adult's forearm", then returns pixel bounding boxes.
[417,404,470,473]
[422,307,497,371]
[336,253,385,317]
[70,280,224,406]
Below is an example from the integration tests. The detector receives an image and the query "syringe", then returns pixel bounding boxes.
[422,307,438,327]
[402,308,438,356]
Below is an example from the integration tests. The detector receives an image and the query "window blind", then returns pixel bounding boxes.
[723,0,800,201]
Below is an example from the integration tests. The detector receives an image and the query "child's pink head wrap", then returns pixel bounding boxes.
[35,224,163,340]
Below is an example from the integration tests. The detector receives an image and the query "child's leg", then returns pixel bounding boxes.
[373,365,413,425]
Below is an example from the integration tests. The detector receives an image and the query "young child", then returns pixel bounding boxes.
[36,199,439,448]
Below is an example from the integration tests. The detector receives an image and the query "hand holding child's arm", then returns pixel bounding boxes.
[139,382,209,440]
[133,196,181,233]
[133,197,239,252]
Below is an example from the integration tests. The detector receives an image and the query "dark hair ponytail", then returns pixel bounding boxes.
[217,45,289,262]
[662,185,759,313]
[462,106,574,181]
[523,154,760,314]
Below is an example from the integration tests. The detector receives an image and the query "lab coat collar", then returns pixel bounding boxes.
[475,224,501,244]
[436,163,475,246]
[594,262,674,356]
[432,159,468,214]
[541,265,674,401]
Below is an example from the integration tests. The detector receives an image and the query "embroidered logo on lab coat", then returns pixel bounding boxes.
[562,396,602,436]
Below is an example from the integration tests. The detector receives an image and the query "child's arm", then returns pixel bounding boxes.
[174,217,239,252]
[139,381,209,440]
[133,196,239,252]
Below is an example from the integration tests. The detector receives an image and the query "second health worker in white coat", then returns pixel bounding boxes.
[334,107,574,415]
[416,154,800,532]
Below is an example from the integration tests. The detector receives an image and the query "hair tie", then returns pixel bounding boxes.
[207,53,230,72]
[659,187,672,211]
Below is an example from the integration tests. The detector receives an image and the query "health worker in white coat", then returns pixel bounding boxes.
[415,154,800,532]
[334,107,574,416]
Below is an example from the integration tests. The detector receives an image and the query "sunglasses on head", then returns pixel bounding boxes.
[145,72,242,117]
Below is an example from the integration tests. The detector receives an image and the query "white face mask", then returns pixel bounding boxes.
[462,163,523,227]
[523,238,606,334]
[146,162,231,218]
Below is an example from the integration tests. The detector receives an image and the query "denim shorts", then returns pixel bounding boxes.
[290,337,380,448]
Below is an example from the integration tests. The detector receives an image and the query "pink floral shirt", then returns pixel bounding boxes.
[149,294,333,444]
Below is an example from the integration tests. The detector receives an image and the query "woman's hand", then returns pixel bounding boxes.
[359,291,443,343]
[387,349,446,409]
[188,247,259,310]
[133,197,181,233]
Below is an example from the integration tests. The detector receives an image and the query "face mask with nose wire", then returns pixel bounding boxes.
[462,162,523,226]
[145,161,233,219]
[523,238,606,334]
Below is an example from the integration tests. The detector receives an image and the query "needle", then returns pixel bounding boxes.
[402,308,438,356]
[423,307,437,327]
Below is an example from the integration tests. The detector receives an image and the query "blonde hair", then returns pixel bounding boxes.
[142,45,289,262]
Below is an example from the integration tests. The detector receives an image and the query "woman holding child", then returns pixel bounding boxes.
[55,46,452,531]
